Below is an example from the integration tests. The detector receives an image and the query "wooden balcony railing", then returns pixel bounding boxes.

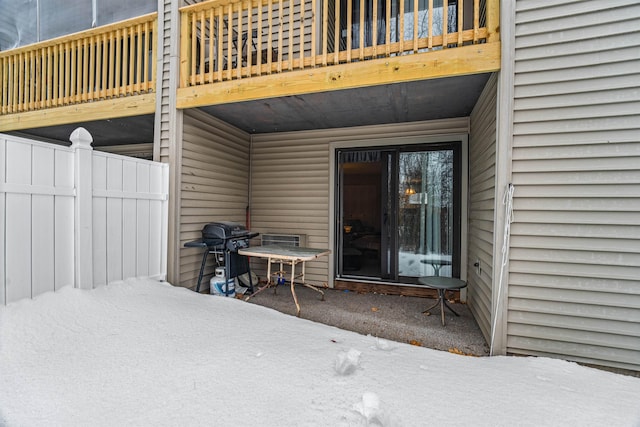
[180,0,498,87]
[0,13,157,115]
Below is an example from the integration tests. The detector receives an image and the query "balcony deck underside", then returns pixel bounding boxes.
[0,94,156,133]
[177,42,500,110]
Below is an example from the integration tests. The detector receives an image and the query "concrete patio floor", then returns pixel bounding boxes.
[244,284,490,356]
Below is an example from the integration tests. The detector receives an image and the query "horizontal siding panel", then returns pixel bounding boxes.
[252,170,328,179]
[514,31,639,62]
[251,208,329,218]
[511,223,640,239]
[469,176,496,194]
[508,324,639,355]
[180,163,248,183]
[468,228,494,248]
[181,176,249,191]
[251,157,328,167]
[469,198,496,213]
[470,161,496,183]
[507,337,640,372]
[516,3,639,41]
[514,68,638,96]
[469,209,496,222]
[181,204,249,216]
[513,197,640,214]
[513,115,639,136]
[512,129,639,147]
[468,219,494,234]
[253,182,328,192]
[514,88,640,111]
[509,298,640,323]
[181,175,248,190]
[512,142,640,160]
[515,0,634,23]
[516,19,639,53]
[182,135,249,159]
[510,286,640,310]
[251,145,328,155]
[511,156,640,172]
[509,260,639,282]
[509,310,640,337]
[510,272,639,295]
[514,101,640,124]
[512,170,640,185]
[179,196,247,210]
[251,190,329,199]
[510,247,640,267]
[250,222,329,232]
[182,138,249,160]
[512,184,640,198]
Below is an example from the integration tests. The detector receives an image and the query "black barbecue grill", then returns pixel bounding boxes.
[184,221,259,295]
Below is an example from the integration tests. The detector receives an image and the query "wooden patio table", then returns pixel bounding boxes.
[240,245,330,316]
[418,276,467,326]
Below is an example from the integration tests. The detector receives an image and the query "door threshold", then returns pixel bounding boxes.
[334,279,451,299]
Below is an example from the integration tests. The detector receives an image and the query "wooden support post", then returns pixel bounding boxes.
[485,0,500,43]
[180,12,191,88]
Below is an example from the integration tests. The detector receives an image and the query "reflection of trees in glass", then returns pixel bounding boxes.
[342,0,459,50]
[398,150,453,256]
[391,0,458,42]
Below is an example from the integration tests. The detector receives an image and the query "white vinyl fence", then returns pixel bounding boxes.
[0,128,169,304]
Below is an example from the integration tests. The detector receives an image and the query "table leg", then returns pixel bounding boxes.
[290,261,301,316]
[439,290,446,326]
[244,256,274,301]
[195,249,209,293]
[274,260,284,295]
[433,264,441,276]
[300,282,326,300]
[267,256,272,285]
[422,289,461,326]
[422,296,441,313]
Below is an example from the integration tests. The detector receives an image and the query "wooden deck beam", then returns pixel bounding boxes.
[0,93,156,132]
[176,42,500,109]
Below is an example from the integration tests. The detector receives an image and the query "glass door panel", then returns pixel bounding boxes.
[398,150,454,278]
[338,150,383,279]
[336,144,459,283]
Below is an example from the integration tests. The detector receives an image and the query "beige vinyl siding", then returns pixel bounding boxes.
[178,109,251,289]
[467,73,497,342]
[250,118,469,286]
[509,0,640,371]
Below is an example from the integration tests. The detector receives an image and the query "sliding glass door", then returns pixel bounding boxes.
[397,149,459,279]
[337,142,461,284]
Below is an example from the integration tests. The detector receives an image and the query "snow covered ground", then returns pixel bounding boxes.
[1,278,639,426]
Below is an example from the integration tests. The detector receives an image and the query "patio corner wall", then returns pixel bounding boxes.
[467,72,498,343]
[0,130,169,305]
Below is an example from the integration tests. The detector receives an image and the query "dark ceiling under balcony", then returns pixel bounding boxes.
[10,73,491,146]
[201,73,491,134]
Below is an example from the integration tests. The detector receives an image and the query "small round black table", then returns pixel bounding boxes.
[418,276,467,326]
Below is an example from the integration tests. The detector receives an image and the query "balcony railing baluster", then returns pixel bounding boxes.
[178,0,495,88]
[0,13,156,116]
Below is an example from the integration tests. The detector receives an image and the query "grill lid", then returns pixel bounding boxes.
[202,221,250,241]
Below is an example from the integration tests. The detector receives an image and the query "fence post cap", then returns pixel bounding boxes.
[70,127,93,148]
